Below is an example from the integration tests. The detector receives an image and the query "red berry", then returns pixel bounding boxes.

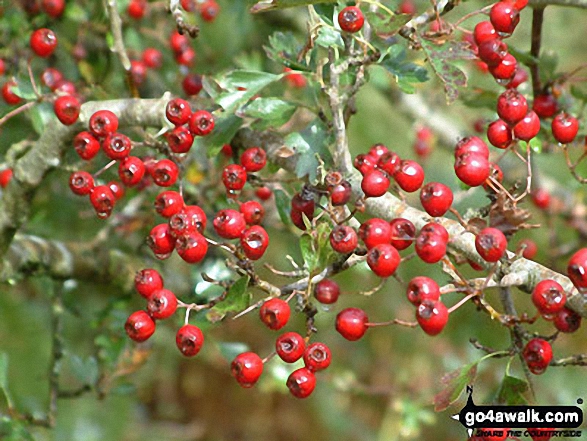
[240,147,267,172]
[231,352,263,388]
[90,185,115,218]
[487,119,513,150]
[182,73,203,96]
[166,126,194,154]
[103,133,132,160]
[73,131,100,161]
[454,136,489,159]
[490,1,520,35]
[41,0,65,17]
[30,28,57,58]
[147,288,177,320]
[359,218,392,249]
[2,80,21,105]
[169,205,207,237]
[505,66,528,88]
[377,151,401,176]
[155,191,184,218]
[176,48,195,66]
[533,93,558,119]
[290,192,315,230]
[551,112,579,144]
[361,169,390,198]
[130,60,147,86]
[256,186,272,201]
[170,31,189,53]
[420,182,453,217]
[567,248,587,289]
[497,89,528,126]
[275,332,305,363]
[259,298,290,330]
[240,200,265,225]
[118,156,145,187]
[336,307,369,341]
[147,223,176,258]
[41,68,64,90]
[222,164,247,191]
[553,307,581,333]
[329,225,358,254]
[125,310,156,342]
[53,80,76,96]
[389,218,416,250]
[303,342,331,372]
[513,111,541,141]
[532,279,566,316]
[200,0,220,21]
[176,231,208,263]
[368,143,389,159]
[454,153,490,187]
[0,169,13,188]
[108,181,125,201]
[241,225,269,260]
[416,299,448,336]
[407,276,441,305]
[176,324,204,357]
[415,230,447,264]
[475,227,507,262]
[518,238,537,259]
[189,110,215,136]
[394,160,425,192]
[166,98,192,126]
[367,243,400,277]
[353,153,377,175]
[127,0,146,19]
[314,279,340,304]
[69,171,94,196]
[531,188,550,209]
[286,367,316,398]
[338,6,364,33]
[134,268,164,299]
[213,209,246,239]
[89,110,118,138]
[54,95,80,126]
[150,159,179,187]
[473,21,498,46]
[522,338,552,375]
[142,48,162,69]
[478,39,508,67]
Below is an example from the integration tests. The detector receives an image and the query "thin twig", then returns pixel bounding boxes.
[529,7,545,97]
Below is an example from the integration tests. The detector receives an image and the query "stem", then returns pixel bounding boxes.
[0,101,37,127]
[529,7,545,97]
[48,283,65,427]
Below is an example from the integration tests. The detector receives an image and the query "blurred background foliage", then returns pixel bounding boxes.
[1,0,587,440]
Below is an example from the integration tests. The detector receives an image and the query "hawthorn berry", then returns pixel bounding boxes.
[522,338,553,375]
[290,192,315,230]
[475,227,507,262]
[142,47,162,69]
[533,93,558,119]
[314,279,340,304]
[108,181,125,201]
[567,248,587,289]
[506,66,529,88]
[420,182,453,217]
[255,186,272,201]
[389,218,416,250]
[551,112,579,144]
[394,160,425,192]
[176,324,204,357]
[454,136,489,159]
[222,164,247,191]
[2,80,21,105]
[286,368,316,399]
[90,185,115,218]
[118,156,145,187]
[329,225,358,254]
[497,89,528,126]
[155,191,184,218]
[54,95,80,126]
[182,73,203,96]
[176,231,208,264]
[240,147,267,172]
[259,298,290,330]
[240,200,265,225]
[166,98,191,126]
[553,307,581,333]
[420,222,449,243]
[416,299,448,336]
[147,223,176,258]
[473,21,498,46]
[518,238,537,259]
[200,0,220,22]
[175,47,196,66]
[213,209,246,239]
[415,230,447,264]
[359,218,392,249]
[241,225,269,260]
[134,268,164,299]
[189,110,215,136]
[41,0,65,17]
[338,6,364,33]
[531,188,551,209]
[336,307,369,341]
[151,159,179,187]
[127,0,147,19]
[231,352,264,388]
[532,279,566,315]
[354,153,377,175]
[0,169,13,188]
[454,153,490,187]
[478,39,508,67]
[69,171,94,196]
[130,61,147,86]
[53,80,76,96]
[89,110,118,138]
[303,342,331,372]
[377,151,401,176]
[169,205,207,236]
[275,332,305,363]
[125,311,156,342]
[166,126,194,154]
[361,169,390,198]
[147,288,178,320]
[30,28,57,58]
[102,133,132,160]
[490,1,520,35]
[407,276,441,305]
[367,243,400,277]
[73,132,100,160]
[513,111,541,141]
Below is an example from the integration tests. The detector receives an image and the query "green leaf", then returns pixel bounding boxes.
[299,233,316,270]
[299,222,337,272]
[313,4,336,25]
[264,32,308,71]
[0,353,13,408]
[433,361,478,412]
[196,113,243,158]
[0,417,34,441]
[216,70,282,113]
[365,10,412,38]
[315,26,344,49]
[217,342,250,362]
[285,119,333,182]
[251,0,336,13]
[419,38,476,104]
[10,80,36,101]
[244,98,297,130]
[273,189,292,225]
[70,355,99,386]
[528,137,542,154]
[496,374,529,405]
[212,276,251,316]
[571,85,587,102]
[28,103,53,135]
[380,45,428,94]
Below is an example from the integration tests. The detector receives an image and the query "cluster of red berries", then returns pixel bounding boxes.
[22,0,65,18]
[167,31,204,96]
[165,98,214,153]
[221,146,267,196]
[180,0,221,22]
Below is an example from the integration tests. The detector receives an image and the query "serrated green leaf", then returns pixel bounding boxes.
[251,0,336,13]
[315,26,344,49]
[299,233,316,270]
[285,119,333,182]
[496,374,529,405]
[273,189,292,225]
[196,113,243,158]
[212,276,251,315]
[433,361,478,412]
[217,342,250,362]
[264,32,309,71]
[216,70,282,113]
[380,44,428,94]
[365,10,412,38]
[244,98,296,130]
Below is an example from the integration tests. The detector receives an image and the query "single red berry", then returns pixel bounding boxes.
[421,222,449,242]
[170,31,189,53]
[353,153,377,175]
[399,0,417,14]
[176,48,195,67]
[213,209,246,239]
[54,95,80,126]
[73,131,100,161]
[241,225,269,260]
[389,218,416,250]
[169,205,207,236]
[2,80,21,105]
[155,191,184,218]
[151,159,179,187]
[0,169,13,188]
[69,171,94,196]
[222,164,247,191]
[147,288,177,320]
[329,225,358,254]
[377,151,401,176]
[118,156,145,187]
[420,182,453,217]
[303,342,331,372]
[125,310,156,342]
[314,279,340,304]
[127,0,147,19]
[394,160,425,192]
[532,279,566,316]
[142,47,162,69]
[475,227,507,262]
[259,298,290,330]
[130,60,147,86]
[176,231,208,264]
[531,188,550,209]
[473,21,498,46]
[361,169,390,198]
[506,66,528,88]
[182,73,203,96]
[416,299,448,336]
[41,68,63,89]
[147,223,176,258]
[176,324,204,357]
[240,201,265,225]
[53,80,76,96]
[415,231,447,264]
[487,119,513,150]
[518,238,537,259]
[477,39,508,67]
[513,111,541,141]
[103,133,132,160]
[290,192,315,230]
[454,136,489,159]
[553,307,581,333]
[454,153,490,187]
[30,28,57,58]
[41,0,65,17]
[200,0,220,21]
[490,1,520,35]
[338,6,364,33]
[551,112,579,144]
[336,307,369,341]
[497,89,528,126]
[407,276,441,305]
[221,144,234,157]
[90,185,115,218]
[522,338,553,375]
[256,186,272,201]
[231,352,263,388]
[367,243,400,277]
[567,248,587,289]
[413,139,432,158]
[189,110,214,136]
[287,367,316,399]
[275,332,305,363]
[533,93,558,119]
[368,143,389,159]
[240,147,267,172]
[134,268,164,299]
[166,126,194,154]
[89,110,118,138]
[108,181,125,201]
[359,218,392,249]
[166,98,192,126]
